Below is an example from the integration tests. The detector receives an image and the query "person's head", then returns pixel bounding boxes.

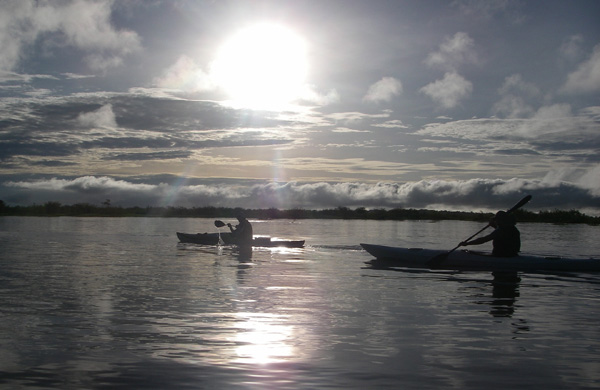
[235,211,246,222]
[493,210,516,227]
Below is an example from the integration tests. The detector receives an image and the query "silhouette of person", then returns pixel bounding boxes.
[227,213,253,247]
[459,211,521,257]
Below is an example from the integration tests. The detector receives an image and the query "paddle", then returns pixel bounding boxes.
[428,195,532,266]
[214,220,226,228]
[214,220,227,245]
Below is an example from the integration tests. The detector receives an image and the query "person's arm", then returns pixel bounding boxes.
[460,232,494,247]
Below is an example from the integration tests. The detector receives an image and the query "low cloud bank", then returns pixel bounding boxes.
[3,173,599,215]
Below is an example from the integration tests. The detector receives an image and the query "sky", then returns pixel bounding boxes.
[1,0,599,214]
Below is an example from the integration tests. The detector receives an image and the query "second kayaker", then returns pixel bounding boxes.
[227,213,253,246]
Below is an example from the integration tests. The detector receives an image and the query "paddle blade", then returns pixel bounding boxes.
[427,252,449,267]
[507,195,532,213]
[214,220,226,228]
[428,244,461,267]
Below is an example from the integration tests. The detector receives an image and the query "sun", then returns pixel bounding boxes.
[211,23,308,110]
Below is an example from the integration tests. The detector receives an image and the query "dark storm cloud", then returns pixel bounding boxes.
[2,174,599,215]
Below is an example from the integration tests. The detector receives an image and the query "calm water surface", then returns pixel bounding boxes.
[0,217,599,389]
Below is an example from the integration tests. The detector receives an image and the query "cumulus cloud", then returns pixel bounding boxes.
[0,0,141,72]
[77,104,117,129]
[492,74,541,118]
[559,34,584,63]
[561,44,600,94]
[420,72,473,109]
[3,174,599,214]
[298,85,340,106]
[425,32,478,72]
[363,77,403,103]
[153,55,215,93]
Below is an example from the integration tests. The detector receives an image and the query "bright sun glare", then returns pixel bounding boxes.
[211,23,308,110]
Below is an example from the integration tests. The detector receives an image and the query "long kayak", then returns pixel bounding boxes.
[177,232,305,248]
[361,243,600,273]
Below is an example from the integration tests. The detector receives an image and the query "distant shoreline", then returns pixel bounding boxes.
[1,201,598,225]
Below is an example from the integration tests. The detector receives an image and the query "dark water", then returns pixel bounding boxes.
[0,217,599,389]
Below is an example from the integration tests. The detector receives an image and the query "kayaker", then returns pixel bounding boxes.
[459,211,521,257]
[227,213,253,246]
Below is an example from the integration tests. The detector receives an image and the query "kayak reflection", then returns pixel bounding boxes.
[364,261,523,318]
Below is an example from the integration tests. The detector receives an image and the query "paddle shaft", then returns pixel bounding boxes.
[445,223,491,256]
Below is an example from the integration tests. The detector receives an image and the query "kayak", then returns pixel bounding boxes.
[361,243,600,273]
[177,232,305,248]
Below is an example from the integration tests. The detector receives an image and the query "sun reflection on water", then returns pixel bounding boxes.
[232,312,295,364]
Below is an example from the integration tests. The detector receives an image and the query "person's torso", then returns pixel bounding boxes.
[492,226,521,256]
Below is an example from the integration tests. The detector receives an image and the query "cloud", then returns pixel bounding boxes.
[3,174,599,214]
[420,72,473,109]
[422,105,595,139]
[452,0,524,21]
[296,85,340,106]
[0,0,141,72]
[541,165,600,196]
[154,55,338,107]
[519,103,573,137]
[326,111,390,125]
[578,164,600,196]
[372,120,408,129]
[0,92,307,171]
[415,108,599,160]
[421,33,477,110]
[425,32,478,72]
[492,74,541,118]
[559,34,584,63]
[561,44,600,94]
[77,104,117,129]
[153,55,215,93]
[363,77,403,103]
[101,150,192,161]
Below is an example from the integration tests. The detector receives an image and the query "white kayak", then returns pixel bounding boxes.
[360,243,600,273]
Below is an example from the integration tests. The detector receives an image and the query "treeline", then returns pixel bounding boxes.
[0,200,598,225]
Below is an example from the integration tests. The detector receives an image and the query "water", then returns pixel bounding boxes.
[0,217,599,389]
